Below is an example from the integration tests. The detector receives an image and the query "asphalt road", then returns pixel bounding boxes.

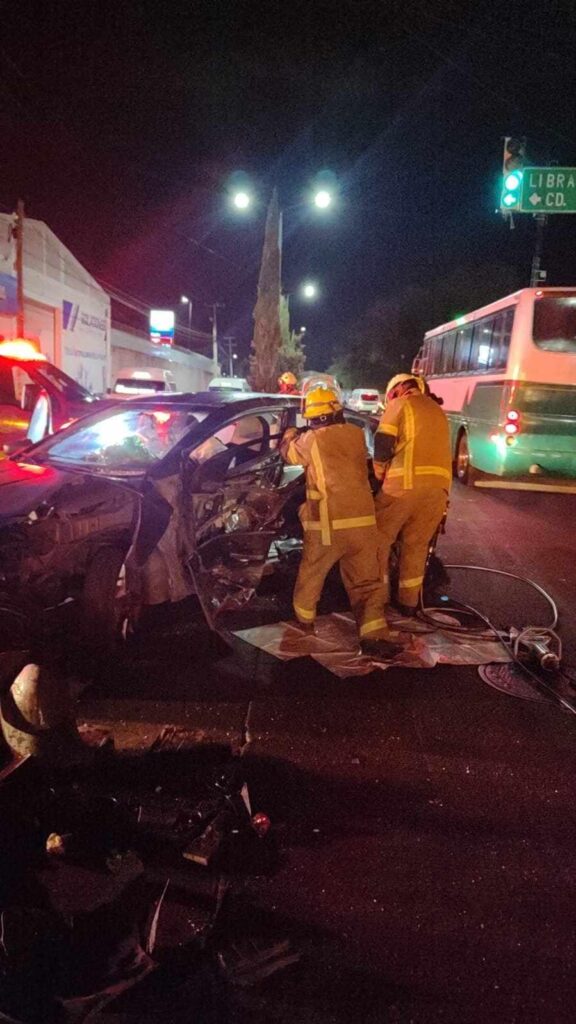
[76,485,576,1023]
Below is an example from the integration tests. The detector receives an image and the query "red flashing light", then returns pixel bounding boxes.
[0,339,47,362]
[18,462,49,475]
[506,409,519,421]
[504,422,518,435]
[152,411,171,425]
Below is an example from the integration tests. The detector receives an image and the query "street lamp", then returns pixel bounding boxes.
[232,190,252,211]
[180,295,192,330]
[313,189,332,209]
[302,282,318,300]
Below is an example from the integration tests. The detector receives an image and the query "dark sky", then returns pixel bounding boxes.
[1,0,576,368]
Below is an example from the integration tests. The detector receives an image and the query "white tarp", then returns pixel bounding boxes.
[234,611,509,679]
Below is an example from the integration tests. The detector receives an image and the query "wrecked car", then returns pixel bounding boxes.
[0,392,377,650]
[0,394,328,648]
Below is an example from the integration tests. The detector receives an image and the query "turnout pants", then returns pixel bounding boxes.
[293,525,392,639]
[375,488,448,609]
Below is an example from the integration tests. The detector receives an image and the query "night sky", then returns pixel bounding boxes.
[2,0,576,369]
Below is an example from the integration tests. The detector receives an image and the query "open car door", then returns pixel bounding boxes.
[182,407,304,629]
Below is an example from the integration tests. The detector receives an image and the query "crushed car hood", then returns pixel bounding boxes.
[0,458,75,521]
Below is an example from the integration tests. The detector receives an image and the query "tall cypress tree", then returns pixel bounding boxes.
[249,188,283,391]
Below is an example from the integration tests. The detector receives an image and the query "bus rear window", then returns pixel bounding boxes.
[514,384,576,417]
[533,296,576,352]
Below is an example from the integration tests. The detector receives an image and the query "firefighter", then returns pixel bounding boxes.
[280,385,404,659]
[373,373,452,616]
[278,371,299,395]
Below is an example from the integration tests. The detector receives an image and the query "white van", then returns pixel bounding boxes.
[208,376,251,393]
[112,367,177,397]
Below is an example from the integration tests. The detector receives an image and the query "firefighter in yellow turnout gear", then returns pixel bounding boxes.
[281,385,403,660]
[374,374,452,615]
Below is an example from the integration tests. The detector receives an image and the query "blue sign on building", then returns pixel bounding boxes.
[0,272,18,316]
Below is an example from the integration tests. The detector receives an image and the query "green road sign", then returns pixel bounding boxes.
[520,167,576,213]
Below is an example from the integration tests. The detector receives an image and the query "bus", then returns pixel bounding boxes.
[412,288,576,491]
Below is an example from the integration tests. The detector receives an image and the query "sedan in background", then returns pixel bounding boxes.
[346,388,382,414]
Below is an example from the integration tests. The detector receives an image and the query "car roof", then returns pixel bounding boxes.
[133,390,297,407]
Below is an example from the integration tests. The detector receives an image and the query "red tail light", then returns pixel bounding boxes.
[504,408,520,436]
[361,393,378,401]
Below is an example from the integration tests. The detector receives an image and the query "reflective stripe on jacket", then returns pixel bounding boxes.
[373,392,452,495]
[280,423,376,546]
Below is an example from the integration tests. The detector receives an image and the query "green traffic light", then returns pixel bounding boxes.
[502,193,518,207]
[504,171,522,191]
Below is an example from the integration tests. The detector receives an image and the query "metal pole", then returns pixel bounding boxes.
[187,300,192,331]
[212,303,219,374]
[530,213,547,287]
[15,199,25,336]
[228,339,234,377]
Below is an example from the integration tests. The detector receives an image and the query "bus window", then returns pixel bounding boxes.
[453,324,473,372]
[427,336,442,374]
[470,317,494,370]
[489,309,513,369]
[533,294,576,352]
[439,331,456,373]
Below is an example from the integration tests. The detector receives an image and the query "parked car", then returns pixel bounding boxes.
[346,388,382,414]
[208,376,251,393]
[111,367,177,397]
[0,393,376,652]
[0,339,102,454]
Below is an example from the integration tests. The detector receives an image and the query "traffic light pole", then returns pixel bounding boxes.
[530,213,547,287]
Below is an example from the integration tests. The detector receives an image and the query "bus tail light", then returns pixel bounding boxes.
[504,409,520,435]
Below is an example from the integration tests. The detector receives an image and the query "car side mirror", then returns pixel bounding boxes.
[21,382,42,412]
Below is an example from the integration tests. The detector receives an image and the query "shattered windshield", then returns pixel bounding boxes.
[31,405,207,473]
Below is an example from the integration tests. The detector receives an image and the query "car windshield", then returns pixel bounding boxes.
[27,404,207,473]
[114,379,166,393]
[533,294,576,352]
[32,361,92,400]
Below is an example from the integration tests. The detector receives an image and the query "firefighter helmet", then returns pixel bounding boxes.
[302,385,342,419]
[384,373,426,400]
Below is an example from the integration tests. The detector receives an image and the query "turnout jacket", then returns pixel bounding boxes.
[373,392,452,495]
[280,423,377,546]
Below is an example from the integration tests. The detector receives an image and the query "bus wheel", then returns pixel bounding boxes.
[456,432,477,486]
[79,547,130,653]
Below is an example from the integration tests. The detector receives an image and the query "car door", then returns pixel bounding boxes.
[181,405,304,628]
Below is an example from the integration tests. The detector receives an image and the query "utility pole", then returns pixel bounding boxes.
[15,199,25,336]
[211,303,221,374]
[530,213,547,287]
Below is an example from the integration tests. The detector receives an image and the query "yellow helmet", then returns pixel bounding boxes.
[279,371,297,386]
[303,385,342,419]
[385,373,426,400]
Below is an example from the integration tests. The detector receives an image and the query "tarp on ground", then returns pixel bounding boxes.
[234,611,509,679]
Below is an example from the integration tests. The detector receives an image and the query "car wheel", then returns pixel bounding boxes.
[79,547,130,652]
[455,431,477,486]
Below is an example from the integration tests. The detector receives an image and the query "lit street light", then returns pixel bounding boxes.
[313,189,332,209]
[232,190,252,210]
[302,282,318,299]
[180,294,192,330]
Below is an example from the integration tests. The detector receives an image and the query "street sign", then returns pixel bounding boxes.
[150,309,175,345]
[520,167,576,213]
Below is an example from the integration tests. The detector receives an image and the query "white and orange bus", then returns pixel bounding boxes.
[412,288,576,491]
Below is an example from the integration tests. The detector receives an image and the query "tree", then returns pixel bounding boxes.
[249,188,283,391]
[329,262,522,389]
[277,293,306,378]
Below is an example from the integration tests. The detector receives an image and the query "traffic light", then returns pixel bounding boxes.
[500,137,526,211]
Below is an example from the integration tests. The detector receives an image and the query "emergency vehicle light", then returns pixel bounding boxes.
[0,339,47,361]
